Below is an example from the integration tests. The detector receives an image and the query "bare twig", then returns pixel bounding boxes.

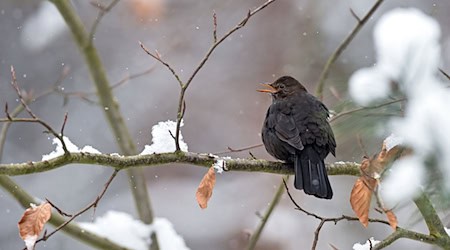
[45,198,73,217]
[60,112,68,139]
[212,11,218,43]
[439,68,450,81]
[88,0,120,44]
[110,65,157,89]
[315,0,385,100]
[139,42,183,87]
[282,179,390,250]
[214,143,263,155]
[329,98,404,123]
[9,66,70,154]
[34,169,119,247]
[349,8,361,23]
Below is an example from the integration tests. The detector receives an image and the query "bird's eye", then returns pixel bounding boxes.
[279,85,285,89]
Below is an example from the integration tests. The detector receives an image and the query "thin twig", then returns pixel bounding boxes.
[9,66,70,154]
[329,98,404,123]
[214,143,263,155]
[439,68,450,81]
[212,11,218,43]
[315,0,385,100]
[46,198,73,217]
[110,65,157,89]
[282,179,390,250]
[88,0,120,44]
[349,8,361,23]
[139,42,184,87]
[34,169,119,247]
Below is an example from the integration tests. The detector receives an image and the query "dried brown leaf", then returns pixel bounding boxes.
[18,202,52,249]
[385,210,398,230]
[196,167,216,209]
[350,177,376,227]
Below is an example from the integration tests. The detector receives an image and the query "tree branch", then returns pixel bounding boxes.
[0,151,360,176]
[315,0,385,100]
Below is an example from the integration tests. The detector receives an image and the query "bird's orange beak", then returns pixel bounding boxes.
[257,83,277,93]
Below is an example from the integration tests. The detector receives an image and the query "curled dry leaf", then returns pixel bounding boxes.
[385,210,398,230]
[351,137,408,228]
[18,202,52,250]
[350,177,376,227]
[196,167,216,209]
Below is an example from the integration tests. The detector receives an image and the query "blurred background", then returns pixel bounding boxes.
[0,0,449,249]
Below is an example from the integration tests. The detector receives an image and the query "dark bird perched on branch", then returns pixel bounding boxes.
[258,76,336,199]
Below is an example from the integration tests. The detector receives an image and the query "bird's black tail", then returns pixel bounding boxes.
[294,146,333,199]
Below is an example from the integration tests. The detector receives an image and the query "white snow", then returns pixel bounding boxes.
[140,120,188,155]
[445,227,450,236]
[80,145,102,154]
[213,159,225,174]
[348,8,450,201]
[23,235,38,250]
[79,211,189,250]
[350,8,441,105]
[384,134,403,151]
[42,136,101,160]
[379,156,425,206]
[349,66,391,106]
[20,2,67,52]
[353,237,380,250]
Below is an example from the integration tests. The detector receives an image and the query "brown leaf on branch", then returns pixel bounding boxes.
[350,135,410,228]
[350,177,376,227]
[385,210,398,230]
[18,202,52,249]
[196,167,216,209]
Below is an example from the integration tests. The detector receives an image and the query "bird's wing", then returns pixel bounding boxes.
[274,111,304,151]
[294,98,336,157]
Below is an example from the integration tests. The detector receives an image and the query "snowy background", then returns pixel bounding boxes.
[0,0,449,249]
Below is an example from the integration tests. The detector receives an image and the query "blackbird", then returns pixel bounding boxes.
[258,76,336,199]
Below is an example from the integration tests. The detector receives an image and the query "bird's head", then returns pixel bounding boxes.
[257,76,307,99]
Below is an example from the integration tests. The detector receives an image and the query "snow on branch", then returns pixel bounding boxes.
[140,120,188,155]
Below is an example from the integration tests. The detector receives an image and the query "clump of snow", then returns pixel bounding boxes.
[20,2,67,52]
[353,237,380,250]
[349,8,441,105]
[23,235,38,250]
[379,156,425,206]
[349,67,391,106]
[213,159,225,174]
[80,145,102,154]
[384,134,403,151]
[445,227,450,236]
[348,8,450,203]
[79,211,189,250]
[42,136,101,160]
[140,120,188,155]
